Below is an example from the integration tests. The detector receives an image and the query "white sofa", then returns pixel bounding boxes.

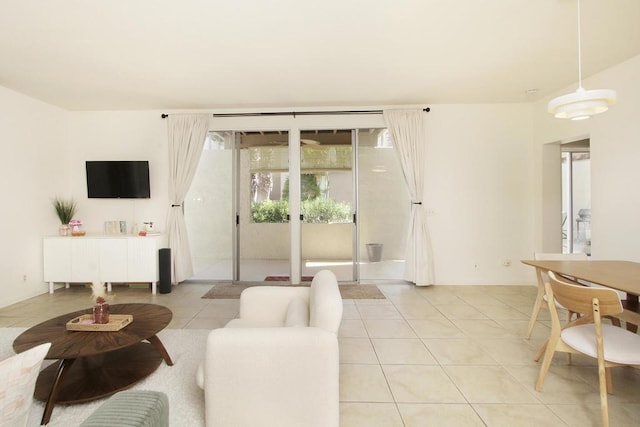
[197,269,343,427]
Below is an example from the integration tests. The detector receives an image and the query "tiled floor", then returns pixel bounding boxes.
[191,257,406,282]
[2,282,640,426]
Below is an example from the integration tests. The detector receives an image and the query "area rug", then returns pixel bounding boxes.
[201,282,386,299]
[0,328,208,427]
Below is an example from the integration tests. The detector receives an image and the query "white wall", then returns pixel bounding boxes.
[5,50,637,308]
[533,54,640,261]
[67,111,170,236]
[0,86,70,308]
[425,104,535,284]
[0,102,539,310]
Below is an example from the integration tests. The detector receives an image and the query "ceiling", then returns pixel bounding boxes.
[1,0,639,111]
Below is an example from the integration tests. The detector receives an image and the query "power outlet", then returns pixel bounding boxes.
[502,260,511,267]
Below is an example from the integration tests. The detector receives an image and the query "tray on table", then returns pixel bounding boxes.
[66,314,133,331]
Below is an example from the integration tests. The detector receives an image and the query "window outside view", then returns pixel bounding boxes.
[249,144,353,224]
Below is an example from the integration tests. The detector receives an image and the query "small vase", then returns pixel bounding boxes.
[58,224,71,236]
[93,303,110,324]
[71,225,85,236]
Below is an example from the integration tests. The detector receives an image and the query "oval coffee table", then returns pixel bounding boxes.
[13,303,173,425]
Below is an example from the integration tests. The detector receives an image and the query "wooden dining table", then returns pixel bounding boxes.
[521,259,640,327]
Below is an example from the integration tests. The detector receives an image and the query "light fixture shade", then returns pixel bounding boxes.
[548,87,616,120]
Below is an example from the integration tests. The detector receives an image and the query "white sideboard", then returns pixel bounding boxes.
[43,234,168,294]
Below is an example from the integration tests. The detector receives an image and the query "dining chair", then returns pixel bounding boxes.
[536,271,640,427]
[525,252,588,340]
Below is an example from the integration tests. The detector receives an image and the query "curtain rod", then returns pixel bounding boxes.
[160,107,430,119]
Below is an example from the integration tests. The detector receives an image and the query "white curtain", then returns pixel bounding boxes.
[383,109,434,286]
[166,114,210,283]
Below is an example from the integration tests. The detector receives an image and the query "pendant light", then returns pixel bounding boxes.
[548,0,616,120]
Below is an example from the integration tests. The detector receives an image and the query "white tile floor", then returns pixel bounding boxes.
[190,257,406,282]
[2,281,640,426]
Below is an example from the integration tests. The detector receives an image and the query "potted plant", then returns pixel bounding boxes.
[52,197,77,236]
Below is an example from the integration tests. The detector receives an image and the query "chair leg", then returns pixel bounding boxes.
[526,289,545,339]
[535,334,559,391]
[598,363,610,427]
[605,367,613,394]
[562,310,575,365]
[534,340,547,362]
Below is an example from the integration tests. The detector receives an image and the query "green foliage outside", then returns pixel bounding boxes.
[282,174,320,201]
[251,198,352,224]
[252,173,352,223]
[302,198,352,223]
[251,200,289,223]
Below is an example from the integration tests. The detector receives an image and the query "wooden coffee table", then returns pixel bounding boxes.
[13,303,173,425]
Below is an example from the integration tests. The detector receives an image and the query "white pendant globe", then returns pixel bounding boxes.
[548,0,617,120]
[548,87,616,120]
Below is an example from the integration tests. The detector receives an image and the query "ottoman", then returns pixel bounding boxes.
[80,390,169,427]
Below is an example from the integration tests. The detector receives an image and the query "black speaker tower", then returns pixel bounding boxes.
[159,248,171,294]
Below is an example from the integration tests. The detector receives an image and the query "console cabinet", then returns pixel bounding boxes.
[43,235,167,294]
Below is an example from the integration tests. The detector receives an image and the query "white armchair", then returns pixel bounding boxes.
[198,270,342,427]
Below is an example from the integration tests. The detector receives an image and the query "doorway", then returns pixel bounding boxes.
[561,139,591,254]
[185,124,409,283]
[299,129,356,281]
[184,132,235,280]
[239,131,291,280]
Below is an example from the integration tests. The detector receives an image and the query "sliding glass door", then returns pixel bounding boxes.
[186,130,291,281]
[185,125,410,283]
[184,132,235,280]
[358,129,409,280]
[238,131,290,281]
[299,130,355,281]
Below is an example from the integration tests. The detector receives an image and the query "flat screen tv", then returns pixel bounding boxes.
[86,161,150,199]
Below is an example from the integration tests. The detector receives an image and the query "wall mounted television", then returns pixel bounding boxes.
[86,161,151,199]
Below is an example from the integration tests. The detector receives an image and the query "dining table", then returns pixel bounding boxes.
[521,259,640,328]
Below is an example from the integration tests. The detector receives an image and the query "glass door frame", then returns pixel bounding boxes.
[353,129,360,282]
[233,129,292,282]
[232,131,240,280]
[210,113,385,284]
[298,128,359,282]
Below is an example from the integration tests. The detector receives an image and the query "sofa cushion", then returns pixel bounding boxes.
[0,342,51,427]
[309,270,343,333]
[285,296,309,327]
[80,390,169,427]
